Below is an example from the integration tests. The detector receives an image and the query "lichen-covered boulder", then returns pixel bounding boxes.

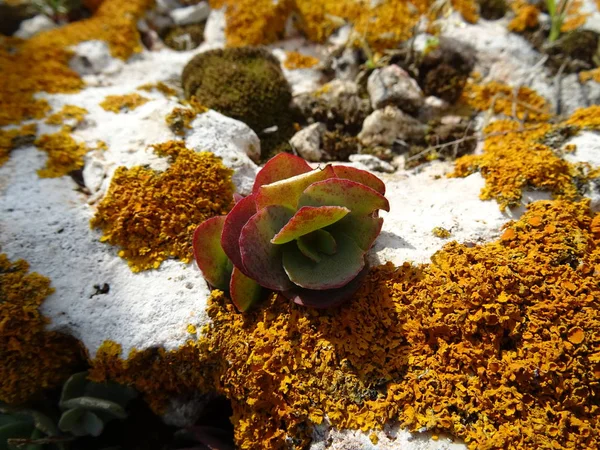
[182,47,294,159]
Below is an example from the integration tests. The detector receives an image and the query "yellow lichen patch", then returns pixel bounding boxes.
[34,128,88,178]
[507,0,539,32]
[137,82,178,98]
[0,0,153,126]
[432,226,451,238]
[460,80,551,122]
[165,97,208,136]
[283,51,319,70]
[99,93,150,113]
[580,68,600,83]
[195,200,600,450]
[89,340,212,413]
[564,105,600,130]
[45,105,88,127]
[90,141,234,272]
[560,0,589,33]
[0,254,84,405]
[0,123,37,167]
[451,0,479,24]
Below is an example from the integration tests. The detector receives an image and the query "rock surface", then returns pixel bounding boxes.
[170,2,211,26]
[359,106,426,147]
[290,122,326,161]
[368,65,425,112]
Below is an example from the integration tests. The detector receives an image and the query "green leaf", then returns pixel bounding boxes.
[58,408,85,434]
[255,165,336,210]
[252,153,312,194]
[82,412,104,437]
[84,381,137,409]
[230,267,265,312]
[59,398,127,420]
[327,215,383,251]
[298,178,389,215]
[297,229,337,262]
[193,216,233,291]
[296,236,321,262]
[282,232,365,290]
[0,422,33,450]
[332,165,386,194]
[60,372,88,404]
[239,205,295,291]
[271,206,349,244]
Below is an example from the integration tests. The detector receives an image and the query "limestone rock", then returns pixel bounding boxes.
[290,122,327,162]
[69,40,123,76]
[170,2,211,26]
[367,65,424,113]
[14,14,56,39]
[349,154,395,173]
[359,106,427,147]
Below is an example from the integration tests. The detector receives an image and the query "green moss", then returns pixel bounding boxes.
[163,23,205,51]
[182,47,294,160]
[477,0,507,20]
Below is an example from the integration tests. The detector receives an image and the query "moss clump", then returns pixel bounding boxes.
[544,30,600,73]
[477,0,507,20]
[0,254,84,405]
[90,141,234,272]
[163,23,205,51]
[321,129,360,161]
[34,127,88,178]
[182,47,294,158]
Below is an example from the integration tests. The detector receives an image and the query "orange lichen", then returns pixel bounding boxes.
[99,93,150,113]
[190,200,600,450]
[0,123,37,167]
[0,0,153,126]
[451,0,480,24]
[460,80,551,122]
[579,68,600,83]
[432,226,452,238]
[45,104,88,127]
[560,0,589,33]
[508,0,539,32]
[0,254,84,405]
[34,128,88,178]
[165,97,208,136]
[283,51,319,70]
[90,141,234,272]
[564,105,600,130]
[137,82,178,98]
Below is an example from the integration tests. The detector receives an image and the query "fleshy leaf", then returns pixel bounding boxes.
[312,229,337,254]
[271,206,350,244]
[230,267,264,312]
[252,153,312,194]
[255,165,336,210]
[328,215,383,251]
[239,205,295,291]
[297,237,321,262]
[333,165,386,194]
[221,194,257,272]
[298,179,390,215]
[282,232,365,289]
[281,264,369,308]
[193,216,232,291]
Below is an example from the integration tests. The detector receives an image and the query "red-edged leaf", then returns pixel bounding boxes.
[298,178,390,215]
[252,153,312,194]
[281,264,369,308]
[233,192,245,203]
[271,206,349,244]
[239,205,295,291]
[255,165,336,211]
[333,165,386,195]
[328,215,383,251]
[193,216,232,291]
[230,266,264,312]
[221,194,257,273]
[282,232,365,289]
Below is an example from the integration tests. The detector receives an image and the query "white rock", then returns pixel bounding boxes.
[155,0,180,14]
[333,48,361,81]
[349,154,395,173]
[14,14,55,39]
[358,106,426,147]
[186,110,260,195]
[290,122,326,161]
[367,65,424,112]
[418,96,450,122]
[204,7,226,46]
[170,2,211,26]
[563,131,600,211]
[69,40,123,76]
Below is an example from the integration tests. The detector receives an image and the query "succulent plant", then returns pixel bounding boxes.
[57,372,137,437]
[0,403,62,450]
[193,153,389,310]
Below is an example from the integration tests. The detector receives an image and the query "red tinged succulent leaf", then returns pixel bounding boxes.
[298,178,390,215]
[221,194,257,272]
[281,264,369,308]
[255,165,336,210]
[282,232,365,289]
[296,229,338,262]
[193,216,232,291]
[328,215,383,251]
[333,165,386,195]
[297,236,321,262]
[252,153,312,194]
[270,206,350,244]
[230,266,264,312]
[239,205,295,291]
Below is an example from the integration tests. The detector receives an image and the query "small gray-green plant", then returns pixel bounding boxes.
[546,0,570,42]
[0,404,64,450]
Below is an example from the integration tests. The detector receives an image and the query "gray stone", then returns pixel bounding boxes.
[14,14,56,39]
[290,123,327,162]
[367,65,424,113]
[170,2,211,26]
[358,106,427,147]
[69,40,123,76]
[332,48,361,81]
[349,154,395,173]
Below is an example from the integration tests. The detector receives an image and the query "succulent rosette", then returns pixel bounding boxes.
[193,153,389,310]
